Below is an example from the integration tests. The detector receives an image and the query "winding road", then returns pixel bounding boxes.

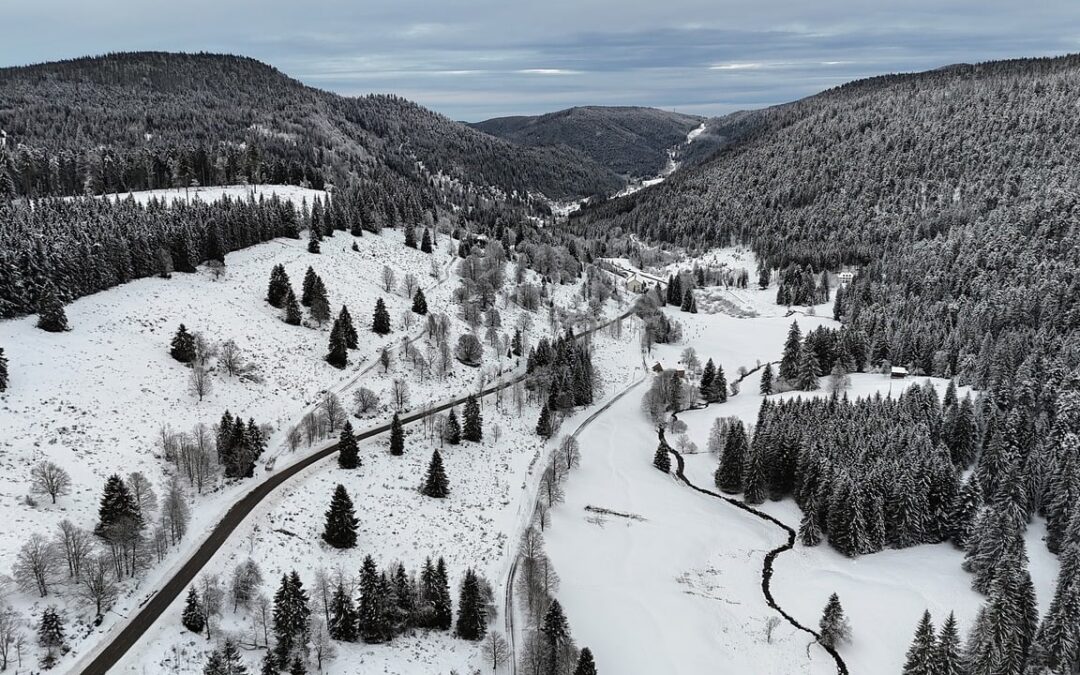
[77,308,636,675]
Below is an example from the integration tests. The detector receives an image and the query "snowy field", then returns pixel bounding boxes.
[0,185,622,672]
[118,315,642,674]
[97,184,328,206]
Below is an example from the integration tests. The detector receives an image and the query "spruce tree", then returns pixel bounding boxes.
[326,319,348,368]
[309,278,330,326]
[322,484,358,549]
[337,421,359,469]
[357,556,383,642]
[574,648,597,675]
[511,330,523,357]
[760,362,774,395]
[283,288,302,326]
[267,264,291,308]
[798,498,823,546]
[743,444,767,505]
[260,652,278,675]
[445,408,461,445]
[218,641,248,675]
[0,347,7,391]
[95,473,141,537]
[536,405,554,439]
[301,267,318,307]
[818,593,851,648]
[372,298,391,335]
[289,657,306,675]
[796,341,821,391]
[272,571,311,667]
[390,413,405,456]
[421,228,433,253]
[681,288,694,312]
[653,442,671,473]
[182,586,206,633]
[715,420,748,493]
[946,477,981,549]
[404,226,417,249]
[455,568,487,640]
[37,606,65,662]
[701,359,716,392]
[328,582,358,642]
[422,450,449,498]
[433,557,453,630]
[338,305,358,348]
[902,610,936,675]
[307,225,321,253]
[705,364,728,403]
[935,612,962,675]
[170,324,197,363]
[463,395,483,442]
[37,284,69,332]
[412,288,428,315]
[541,599,571,666]
[667,275,682,306]
[779,322,803,383]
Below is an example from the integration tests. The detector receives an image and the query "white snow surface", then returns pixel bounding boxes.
[96,184,328,206]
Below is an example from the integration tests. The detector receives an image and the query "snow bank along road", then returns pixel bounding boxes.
[666,445,849,675]
[78,307,636,675]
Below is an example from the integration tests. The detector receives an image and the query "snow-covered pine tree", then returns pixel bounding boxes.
[680,288,694,312]
[170,324,197,363]
[706,363,728,403]
[307,224,321,253]
[779,322,802,383]
[455,568,487,640]
[760,362,774,395]
[715,419,748,493]
[743,443,767,505]
[653,441,671,473]
[404,226,417,249]
[934,612,962,675]
[322,484,358,549]
[325,319,348,368]
[420,228,432,253]
[301,267,318,307]
[947,476,981,549]
[818,593,851,648]
[267,264,291,308]
[536,405,554,439]
[463,394,483,442]
[283,287,302,325]
[309,278,330,326]
[445,408,462,445]
[412,288,428,315]
[337,421,359,469]
[796,341,821,391]
[36,283,69,332]
[388,413,405,456]
[541,599,571,662]
[574,648,597,675]
[700,359,716,393]
[798,497,823,546]
[433,557,453,630]
[422,450,449,498]
[182,586,206,633]
[328,582,358,642]
[37,606,65,668]
[0,347,7,391]
[259,651,278,675]
[372,298,391,335]
[902,610,936,675]
[338,305,358,348]
[272,572,311,667]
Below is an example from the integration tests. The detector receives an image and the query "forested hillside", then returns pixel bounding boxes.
[573,54,1080,389]
[471,106,703,178]
[0,52,622,200]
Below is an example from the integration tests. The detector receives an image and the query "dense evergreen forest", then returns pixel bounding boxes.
[0,52,622,201]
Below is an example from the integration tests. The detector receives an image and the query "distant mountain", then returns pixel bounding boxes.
[471,106,704,179]
[0,52,622,201]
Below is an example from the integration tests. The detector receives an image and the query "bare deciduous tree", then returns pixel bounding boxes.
[353,387,379,415]
[402,273,419,300]
[127,471,157,516]
[30,461,71,504]
[189,364,211,401]
[486,631,510,672]
[56,520,93,581]
[0,607,23,671]
[381,265,396,293]
[13,534,59,597]
[162,477,190,544]
[391,379,410,412]
[219,339,247,377]
[79,555,118,617]
[320,393,346,433]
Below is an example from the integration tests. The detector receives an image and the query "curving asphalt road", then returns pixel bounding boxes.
[78,308,634,675]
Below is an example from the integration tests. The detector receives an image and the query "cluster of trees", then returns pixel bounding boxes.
[775,321,871,393]
[186,555,498,673]
[635,294,683,352]
[528,330,597,437]
[216,411,268,478]
[775,265,829,307]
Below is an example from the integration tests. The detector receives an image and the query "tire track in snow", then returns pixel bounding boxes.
[665,444,849,675]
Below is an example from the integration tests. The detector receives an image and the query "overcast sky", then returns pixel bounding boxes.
[4,1,1079,121]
